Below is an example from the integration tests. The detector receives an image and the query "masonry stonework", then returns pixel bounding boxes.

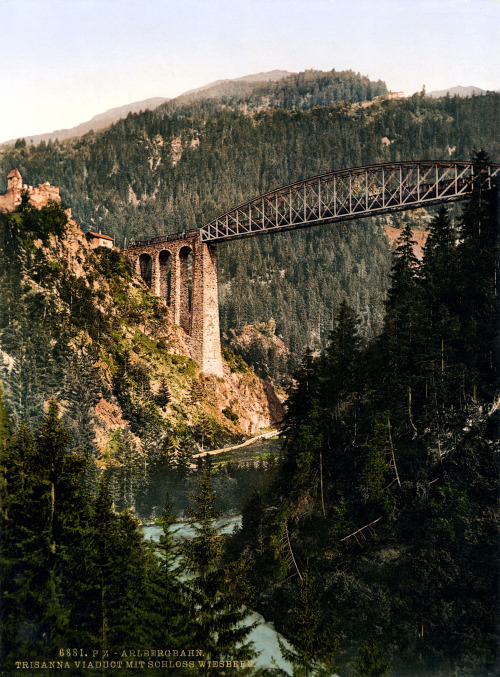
[125,234,223,378]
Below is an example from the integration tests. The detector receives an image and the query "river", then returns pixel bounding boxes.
[112,435,339,674]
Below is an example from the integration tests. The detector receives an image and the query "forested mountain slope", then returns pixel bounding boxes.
[1,73,498,375]
[169,68,387,110]
[226,165,499,676]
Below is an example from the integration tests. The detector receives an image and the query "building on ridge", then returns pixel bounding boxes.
[85,231,115,249]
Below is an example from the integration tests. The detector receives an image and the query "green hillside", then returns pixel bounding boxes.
[0,200,284,507]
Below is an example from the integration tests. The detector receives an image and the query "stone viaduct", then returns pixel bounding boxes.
[124,160,499,379]
[124,231,223,377]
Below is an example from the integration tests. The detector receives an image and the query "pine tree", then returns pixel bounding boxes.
[150,492,193,649]
[0,401,87,668]
[276,569,342,676]
[180,468,258,675]
[155,377,171,409]
[156,491,180,590]
[353,636,391,677]
[455,150,499,400]
[282,348,320,447]
[90,474,118,652]
[195,411,216,450]
[419,205,464,455]
[176,435,195,473]
[378,221,426,435]
[320,300,362,452]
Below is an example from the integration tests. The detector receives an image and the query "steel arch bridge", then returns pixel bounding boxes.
[199,160,500,243]
[125,159,499,377]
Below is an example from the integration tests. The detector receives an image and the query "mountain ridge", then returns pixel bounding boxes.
[2,97,170,147]
[427,85,487,98]
[2,68,384,146]
[2,72,493,147]
[180,69,292,97]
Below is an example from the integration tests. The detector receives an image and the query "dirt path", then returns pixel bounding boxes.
[192,429,279,460]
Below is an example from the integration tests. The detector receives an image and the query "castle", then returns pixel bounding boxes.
[0,169,62,212]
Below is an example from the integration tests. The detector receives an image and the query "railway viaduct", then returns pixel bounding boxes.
[124,160,499,377]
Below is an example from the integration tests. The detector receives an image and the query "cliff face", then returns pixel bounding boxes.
[385,224,429,260]
[0,205,283,468]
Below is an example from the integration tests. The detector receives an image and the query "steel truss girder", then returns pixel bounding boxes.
[198,161,500,243]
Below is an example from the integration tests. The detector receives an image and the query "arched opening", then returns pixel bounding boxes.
[159,250,172,306]
[179,245,193,334]
[139,253,152,287]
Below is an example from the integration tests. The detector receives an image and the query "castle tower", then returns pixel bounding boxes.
[7,169,22,191]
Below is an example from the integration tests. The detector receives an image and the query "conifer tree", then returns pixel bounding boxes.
[156,491,180,591]
[276,569,342,676]
[0,400,87,668]
[353,636,391,677]
[378,221,426,435]
[155,377,171,409]
[0,421,40,667]
[282,348,320,458]
[90,474,118,652]
[418,205,465,453]
[180,468,258,675]
[455,150,499,399]
[150,492,193,650]
[176,435,195,472]
[320,299,362,452]
[112,508,157,647]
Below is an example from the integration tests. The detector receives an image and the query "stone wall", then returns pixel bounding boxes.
[125,234,223,378]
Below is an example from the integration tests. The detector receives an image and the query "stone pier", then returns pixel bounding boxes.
[125,232,223,378]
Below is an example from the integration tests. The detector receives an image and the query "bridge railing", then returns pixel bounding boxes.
[127,228,199,250]
[199,161,500,243]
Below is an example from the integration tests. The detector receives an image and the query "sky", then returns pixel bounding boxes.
[1,0,499,142]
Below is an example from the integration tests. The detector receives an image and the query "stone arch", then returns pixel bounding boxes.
[139,252,153,287]
[158,249,173,306]
[179,245,193,334]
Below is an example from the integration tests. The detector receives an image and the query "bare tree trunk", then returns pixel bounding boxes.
[319,451,326,518]
[388,416,401,487]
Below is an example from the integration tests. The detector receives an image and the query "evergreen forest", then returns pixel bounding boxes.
[1,70,499,373]
[0,68,499,676]
[0,155,498,676]
[0,395,262,675]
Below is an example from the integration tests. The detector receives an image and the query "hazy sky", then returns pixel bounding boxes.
[1,0,499,141]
